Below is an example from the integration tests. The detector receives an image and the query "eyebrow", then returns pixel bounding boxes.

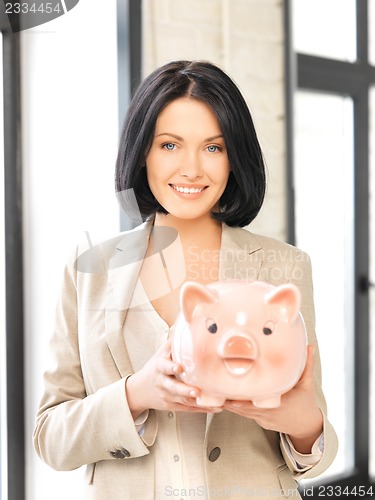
[154,132,224,142]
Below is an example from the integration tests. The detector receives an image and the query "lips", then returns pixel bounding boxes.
[170,184,207,194]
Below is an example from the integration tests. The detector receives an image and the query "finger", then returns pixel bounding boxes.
[298,344,315,384]
[224,401,244,409]
[157,338,173,358]
[163,375,200,399]
[224,399,254,408]
[156,339,185,375]
[169,403,222,413]
[180,397,221,410]
[177,396,223,412]
[158,356,183,376]
[224,400,257,415]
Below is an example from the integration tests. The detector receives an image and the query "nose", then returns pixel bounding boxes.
[218,334,257,360]
[179,150,203,179]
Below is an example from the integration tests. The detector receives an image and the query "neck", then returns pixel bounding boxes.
[153,213,222,244]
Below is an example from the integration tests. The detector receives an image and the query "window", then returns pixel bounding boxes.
[2,2,124,499]
[22,3,120,498]
[286,0,375,493]
[293,0,356,62]
[294,92,355,479]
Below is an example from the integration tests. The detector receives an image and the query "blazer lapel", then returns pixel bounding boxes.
[219,224,263,281]
[105,219,153,377]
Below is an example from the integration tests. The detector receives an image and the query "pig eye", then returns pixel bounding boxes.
[263,321,274,335]
[206,318,217,334]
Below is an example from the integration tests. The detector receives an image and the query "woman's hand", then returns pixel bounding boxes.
[223,345,323,454]
[126,339,220,420]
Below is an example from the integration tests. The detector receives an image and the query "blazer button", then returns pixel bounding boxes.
[208,447,221,462]
[110,448,130,459]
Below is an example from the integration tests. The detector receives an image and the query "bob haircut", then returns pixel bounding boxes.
[115,60,266,227]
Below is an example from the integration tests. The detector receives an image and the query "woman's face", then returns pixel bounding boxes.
[146,97,230,221]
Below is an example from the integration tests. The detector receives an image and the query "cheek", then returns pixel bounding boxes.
[215,164,230,184]
[145,162,164,197]
[260,337,302,381]
[145,157,159,180]
[264,350,287,368]
[260,336,288,367]
[146,149,164,176]
[205,156,230,178]
[193,331,219,362]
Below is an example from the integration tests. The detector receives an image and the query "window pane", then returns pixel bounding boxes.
[293,0,357,62]
[294,91,355,479]
[21,3,120,498]
[370,87,375,480]
[0,33,7,500]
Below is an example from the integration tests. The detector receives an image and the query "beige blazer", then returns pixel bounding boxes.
[33,220,338,500]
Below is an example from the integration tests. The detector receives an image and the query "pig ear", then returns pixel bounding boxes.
[180,281,217,323]
[264,283,301,323]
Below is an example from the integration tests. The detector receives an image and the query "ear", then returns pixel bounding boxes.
[264,283,301,323]
[180,281,218,323]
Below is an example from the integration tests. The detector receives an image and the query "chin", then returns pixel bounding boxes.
[168,209,214,221]
[162,201,220,220]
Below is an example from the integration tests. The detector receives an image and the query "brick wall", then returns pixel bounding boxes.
[143,0,286,241]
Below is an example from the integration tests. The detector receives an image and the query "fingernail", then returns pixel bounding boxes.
[189,390,197,397]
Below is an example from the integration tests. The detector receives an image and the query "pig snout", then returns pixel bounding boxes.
[218,333,257,376]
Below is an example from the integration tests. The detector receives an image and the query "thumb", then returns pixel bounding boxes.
[156,337,173,358]
[299,344,315,384]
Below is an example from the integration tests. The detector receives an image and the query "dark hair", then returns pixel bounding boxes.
[115,60,266,227]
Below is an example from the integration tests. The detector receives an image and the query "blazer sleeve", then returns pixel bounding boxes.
[280,250,338,479]
[33,250,157,471]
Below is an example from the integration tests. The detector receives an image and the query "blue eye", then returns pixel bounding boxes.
[163,143,176,151]
[207,145,220,153]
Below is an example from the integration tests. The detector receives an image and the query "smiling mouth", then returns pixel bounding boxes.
[170,184,208,194]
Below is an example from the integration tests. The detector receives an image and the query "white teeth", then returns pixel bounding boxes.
[172,185,204,194]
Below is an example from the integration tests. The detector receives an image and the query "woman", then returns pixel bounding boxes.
[34,60,338,499]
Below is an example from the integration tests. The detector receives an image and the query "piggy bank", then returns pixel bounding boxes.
[172,280,307,408]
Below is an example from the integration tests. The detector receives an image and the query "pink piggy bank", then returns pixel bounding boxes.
[172,280,307,408]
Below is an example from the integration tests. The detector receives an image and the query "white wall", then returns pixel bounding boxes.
[21,2,120,498]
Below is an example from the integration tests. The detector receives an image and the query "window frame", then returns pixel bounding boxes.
[285,0,375,495]
[1,13,25,500]
[117,0,142,232]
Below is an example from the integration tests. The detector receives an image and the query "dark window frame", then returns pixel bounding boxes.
[285,0,375,496]
[1,12,25,500]
[117,0,142,232]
